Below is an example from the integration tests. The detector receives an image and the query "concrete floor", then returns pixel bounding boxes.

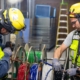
[47,48,55,65]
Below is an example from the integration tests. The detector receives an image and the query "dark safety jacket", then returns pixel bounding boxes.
[0,35,10,78]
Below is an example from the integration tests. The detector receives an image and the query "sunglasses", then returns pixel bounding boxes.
[71,20,77,25]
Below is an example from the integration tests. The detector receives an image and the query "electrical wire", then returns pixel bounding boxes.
[26,50,41,64]
[29,63,38,80]
[41,61,53,80]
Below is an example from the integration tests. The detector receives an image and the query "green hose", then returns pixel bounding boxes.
[26,50,42,64]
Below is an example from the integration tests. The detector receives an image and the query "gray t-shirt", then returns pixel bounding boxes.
[63,29,77,47]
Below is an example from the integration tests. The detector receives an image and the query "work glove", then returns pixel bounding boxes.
[3,47,12,57]
[3,41,15,56]
[5,41,15,51]
[66,68,77,76]
[52,58,61,71]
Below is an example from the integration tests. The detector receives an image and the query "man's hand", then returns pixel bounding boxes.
[66,68,77,76]
[52,58,61,71]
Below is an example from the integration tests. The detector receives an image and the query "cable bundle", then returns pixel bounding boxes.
[26,50,42,64]
[41,62,53,80]
[29,63,38,80]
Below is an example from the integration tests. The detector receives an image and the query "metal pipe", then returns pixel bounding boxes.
[32,0,35,25]
[29,0,31,18]
[1,0,4,9]
[61,48,69,80]
[27,0,29,18]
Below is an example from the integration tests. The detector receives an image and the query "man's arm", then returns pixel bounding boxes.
[53,43,68,59]
[53,30,76,59]
[52,30,76,71]
[52,41,71,71]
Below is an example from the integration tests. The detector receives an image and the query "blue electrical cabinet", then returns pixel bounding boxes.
[35,4,53,18]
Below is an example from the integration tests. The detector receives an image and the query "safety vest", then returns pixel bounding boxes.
[70,31,80,66]
[0,47,4,60]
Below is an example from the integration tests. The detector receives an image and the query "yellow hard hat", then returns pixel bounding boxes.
[0,8,26,33]
[69,3,80,18]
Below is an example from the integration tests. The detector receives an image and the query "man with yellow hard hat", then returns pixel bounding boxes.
[52,2,80,80]
[0,8,26,79]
